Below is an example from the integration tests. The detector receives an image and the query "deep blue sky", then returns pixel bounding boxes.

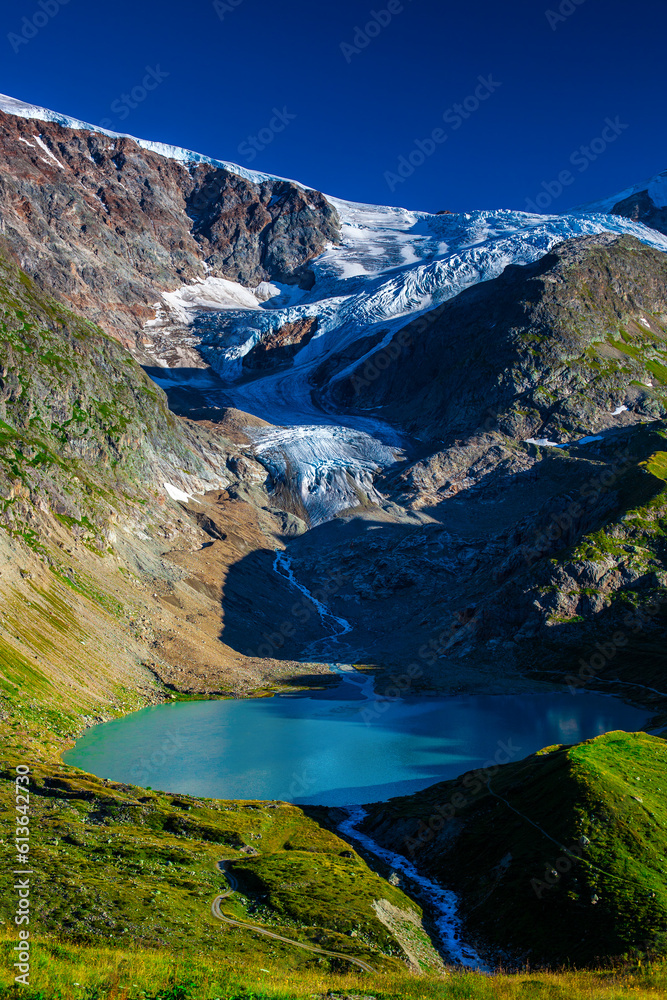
[1,0,666,213]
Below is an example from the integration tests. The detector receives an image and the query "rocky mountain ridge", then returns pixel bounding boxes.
[0,106,339,352]
[582,167,667,236]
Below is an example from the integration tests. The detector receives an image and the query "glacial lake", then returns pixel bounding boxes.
[64,687,651,806]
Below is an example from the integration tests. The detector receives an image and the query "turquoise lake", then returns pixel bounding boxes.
[64,687,650,806]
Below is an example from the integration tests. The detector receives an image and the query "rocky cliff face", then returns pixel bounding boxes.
[612,187,667,236]
[0,109,339,351]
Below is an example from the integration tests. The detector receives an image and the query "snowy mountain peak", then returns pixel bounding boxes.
[576,167,667,215]
[0,91,289,188]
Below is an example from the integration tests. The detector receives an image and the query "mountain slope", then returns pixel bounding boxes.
[580,168,667,236]
[360,730,667,965]
[0,102,339,351]
[0,753,438,975]
[0,239,341,736]
[321,232,667,507]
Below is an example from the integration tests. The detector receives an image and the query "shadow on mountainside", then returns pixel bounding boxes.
[218,422,667,706]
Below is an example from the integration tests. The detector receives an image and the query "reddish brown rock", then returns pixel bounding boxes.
[0,110,339,350]
[242,317,319,371]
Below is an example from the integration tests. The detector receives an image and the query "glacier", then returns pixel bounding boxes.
[154,199,667,524]
[3,92,667,525]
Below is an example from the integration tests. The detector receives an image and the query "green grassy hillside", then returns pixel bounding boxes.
[362,730,667,966]
[0,748,445,978]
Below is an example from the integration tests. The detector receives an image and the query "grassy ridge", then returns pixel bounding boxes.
[362,731,667,966]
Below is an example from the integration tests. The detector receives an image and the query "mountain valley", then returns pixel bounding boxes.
[0,92,667,997]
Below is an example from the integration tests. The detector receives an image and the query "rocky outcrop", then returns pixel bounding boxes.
[0,109,339,350]
[242,317,319,371]
[188,172,337,287]
[612,189,667,236]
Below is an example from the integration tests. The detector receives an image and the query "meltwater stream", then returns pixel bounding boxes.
[272,549,375,697]
[338,807,485,969]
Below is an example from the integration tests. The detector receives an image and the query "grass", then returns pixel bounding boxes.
[641,452,667,483]
[361,732,667,967]
[2,934,667,998]
[228,849,422,955]
[0,755,427,975]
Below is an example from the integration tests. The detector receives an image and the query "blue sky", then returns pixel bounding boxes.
[1,0,666,213]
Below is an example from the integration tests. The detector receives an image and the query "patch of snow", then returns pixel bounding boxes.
[163,483,201,504]
[162,277,267,323]
[154,277,309,329]
[18,137,35,148]
[527,434,602,449]
[648,173,667,209]
[611,405,628,416]
[34,135,64,169]
[254,281,306,308]
[253,281,282,303]
[338,260,372,278]
[638,315,652,328]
